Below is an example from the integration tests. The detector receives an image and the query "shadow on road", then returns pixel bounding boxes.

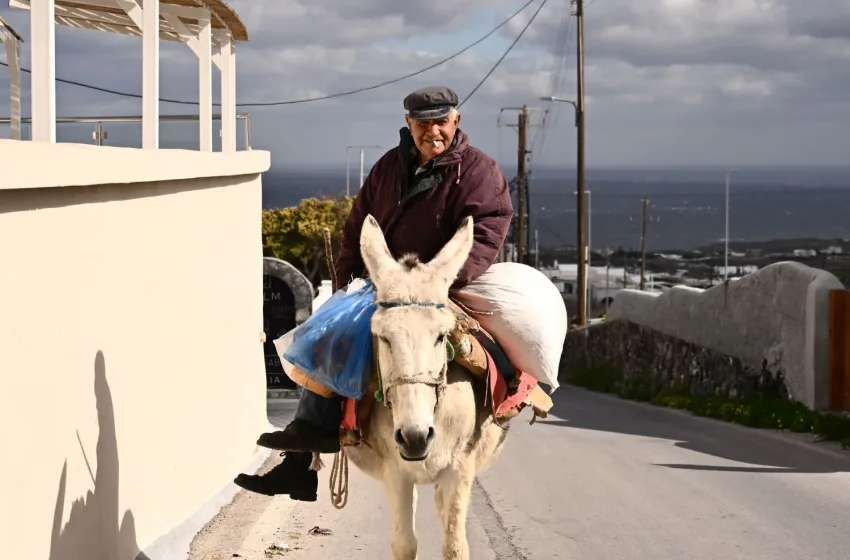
[540,387,850,474]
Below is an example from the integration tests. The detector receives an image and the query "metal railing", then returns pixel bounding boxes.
[0,113,252,150]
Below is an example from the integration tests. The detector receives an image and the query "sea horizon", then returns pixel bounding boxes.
[262,164,850,252]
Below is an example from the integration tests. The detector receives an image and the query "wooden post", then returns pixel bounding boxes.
[142,0,160,149]
[516,105,528,264]
[575,0,587,326]
[2,35,22,140]
[219,31,237,152]
[198,12,213,152]
[829,290,850,411]
[30,0,56,143]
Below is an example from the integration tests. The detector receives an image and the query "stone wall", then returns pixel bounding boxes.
[605,262,844,410]
[561,320,790,400]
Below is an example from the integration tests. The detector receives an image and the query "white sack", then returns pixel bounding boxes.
[452,262,567,392]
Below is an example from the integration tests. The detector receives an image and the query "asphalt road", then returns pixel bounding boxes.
[205,388,850,560]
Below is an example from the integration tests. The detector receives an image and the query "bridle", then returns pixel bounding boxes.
[373,299,452,409]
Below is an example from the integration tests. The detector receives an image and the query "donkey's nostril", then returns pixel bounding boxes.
[395,426,435,460]
[426,426,436,443]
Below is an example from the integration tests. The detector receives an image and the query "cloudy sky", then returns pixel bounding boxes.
[1,0,850,169]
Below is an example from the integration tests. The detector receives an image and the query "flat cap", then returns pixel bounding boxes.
[403,86,459,120]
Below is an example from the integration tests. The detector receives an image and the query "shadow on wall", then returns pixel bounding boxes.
[48,351,151,560]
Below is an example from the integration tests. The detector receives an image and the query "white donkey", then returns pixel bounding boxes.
[344,214,512,560]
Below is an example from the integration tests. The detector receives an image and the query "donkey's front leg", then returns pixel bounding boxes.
[384,474,418,560]
[436,466,474,560]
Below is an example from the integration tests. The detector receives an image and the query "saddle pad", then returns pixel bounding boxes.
[486,352,538,417]
[341,395,358,432]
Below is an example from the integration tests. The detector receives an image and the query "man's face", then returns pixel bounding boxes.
[405,111,461,163]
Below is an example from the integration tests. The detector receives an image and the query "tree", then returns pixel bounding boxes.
[262,196,354,286]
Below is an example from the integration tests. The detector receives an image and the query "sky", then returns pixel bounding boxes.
[2,0,850,170]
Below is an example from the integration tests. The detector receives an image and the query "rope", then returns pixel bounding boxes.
[317,225,350,508]
[322,227,339,292]
[374,358,385,403]
[329,447,350,509]
[449,296,495,317]
[374,340,454,404]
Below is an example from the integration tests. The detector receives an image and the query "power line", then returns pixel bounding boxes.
[537,0,575,157]
[0,0,539,107]
[458,0,549,108]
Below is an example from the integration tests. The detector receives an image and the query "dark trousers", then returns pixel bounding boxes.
[295,389,343,432]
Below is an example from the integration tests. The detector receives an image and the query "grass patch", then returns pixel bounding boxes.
[571,361,850,449]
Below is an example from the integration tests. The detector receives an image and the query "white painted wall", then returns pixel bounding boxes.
[608,261,845,410]
[0,139,272,559]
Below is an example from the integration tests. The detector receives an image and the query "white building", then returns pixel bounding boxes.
[6,0,246,150]
[1,3,274,559]
[713,264,759,277]
[538,261,659,307]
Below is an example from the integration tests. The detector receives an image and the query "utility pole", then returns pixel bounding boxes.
[534,229,540,269]
[724,169,738,281]
[345,145,382,196]
[517,105,528,264]
[575,0,588,326]
[629,197,659,291]
[605,246,611,315]
[497,105,548,266]
[640,197,649,291]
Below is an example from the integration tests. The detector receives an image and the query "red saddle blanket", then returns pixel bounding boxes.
[340,350,538,432]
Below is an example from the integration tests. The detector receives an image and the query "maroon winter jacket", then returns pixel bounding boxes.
[335,127,513,290]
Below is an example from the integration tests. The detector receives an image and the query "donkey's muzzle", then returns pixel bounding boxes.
[394,426,436,461]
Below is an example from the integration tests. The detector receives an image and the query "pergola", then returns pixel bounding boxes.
[9,0,248,151]
[0,16,23,140]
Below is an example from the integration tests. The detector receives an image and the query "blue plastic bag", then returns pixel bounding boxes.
[283,279,377,399]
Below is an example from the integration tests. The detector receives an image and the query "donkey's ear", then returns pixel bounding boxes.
[426,215,474,288]
[360,214,401,281]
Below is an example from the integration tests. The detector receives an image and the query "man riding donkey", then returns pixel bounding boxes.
[236,85,516,500]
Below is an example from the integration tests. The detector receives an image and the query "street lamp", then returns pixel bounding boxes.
[540,96,579,127]
[542,95,587,326]
[724,169,739,281]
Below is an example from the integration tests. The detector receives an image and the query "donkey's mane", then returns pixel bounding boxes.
[398,254,421,270]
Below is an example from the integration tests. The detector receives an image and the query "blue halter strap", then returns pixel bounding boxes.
[377,301,445,309]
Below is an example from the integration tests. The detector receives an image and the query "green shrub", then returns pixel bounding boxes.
[572,363,850,449]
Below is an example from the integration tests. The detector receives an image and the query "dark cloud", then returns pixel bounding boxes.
[1,0,849,166]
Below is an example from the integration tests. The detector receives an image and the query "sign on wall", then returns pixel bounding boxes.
[262,258,315,390]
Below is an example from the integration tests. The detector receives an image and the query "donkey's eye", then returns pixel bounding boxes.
[435,333,446,347]
[380,335,392,348]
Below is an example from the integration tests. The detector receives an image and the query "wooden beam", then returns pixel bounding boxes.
[115,0,145,29]
[12,0,215,44]
[30,0,56,142]
[12,0,212,22]
[218,29,236,152]
[161,12,222,69]
[198,13,213,151]
[829,289,850,411]
[58,3,133,27]
[142,0,159,149]
[53,13,185,41]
